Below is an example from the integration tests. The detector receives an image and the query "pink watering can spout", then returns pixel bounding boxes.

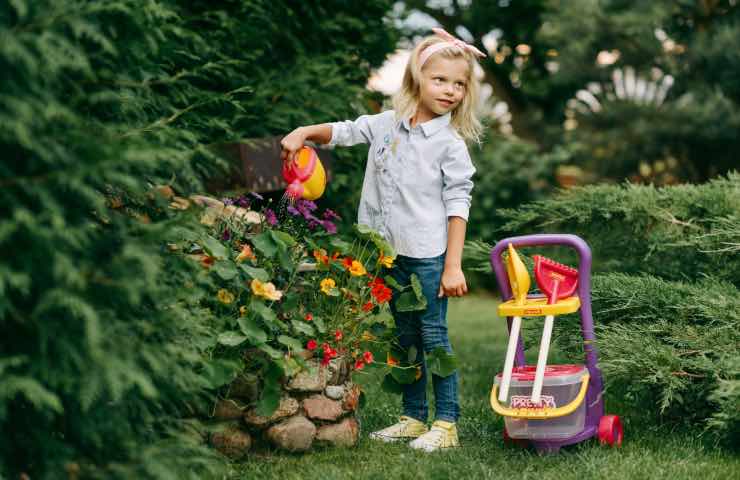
[282,146,326,201]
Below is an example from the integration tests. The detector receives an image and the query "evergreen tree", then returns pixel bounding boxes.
[1,0,397,477]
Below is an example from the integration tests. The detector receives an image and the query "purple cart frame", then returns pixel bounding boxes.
[490,234,604,453]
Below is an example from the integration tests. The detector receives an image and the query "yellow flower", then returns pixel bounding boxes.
[251,279,283,301]
[217,289,234,304]
[361,330,376,341]
[349,260,367,277]
[239,306,248,317]
[320,278,336,295]
[415,366,423,381]
[379,251,395,268]
[251,278,266,297]
[261,282,283,301]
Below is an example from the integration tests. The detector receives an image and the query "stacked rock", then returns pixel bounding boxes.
[208,357,361,458]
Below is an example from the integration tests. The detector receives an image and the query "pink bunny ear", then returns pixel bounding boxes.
[419,28,487,67]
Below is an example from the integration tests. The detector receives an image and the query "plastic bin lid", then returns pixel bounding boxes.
[495,364,587,386]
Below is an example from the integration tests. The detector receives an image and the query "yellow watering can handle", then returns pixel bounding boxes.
[505,243,530,305]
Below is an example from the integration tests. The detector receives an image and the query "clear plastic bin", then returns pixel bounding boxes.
[494,364,587,440]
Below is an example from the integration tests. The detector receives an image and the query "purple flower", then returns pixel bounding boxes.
[287,204,300,216]
[321,220,337,234]
[322,208,341,221]
[236,196,250,208]
[264,208,278,226]
[221,197,234,206]
[250,192,264,200]
[221,229,231,241]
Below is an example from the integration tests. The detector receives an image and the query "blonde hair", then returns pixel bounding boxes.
[393,35,484,143]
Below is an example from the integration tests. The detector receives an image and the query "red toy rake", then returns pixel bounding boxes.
[531,255,579,403]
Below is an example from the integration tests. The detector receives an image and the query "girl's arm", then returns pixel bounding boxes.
[438,216,468,298]
[280,124,333,164]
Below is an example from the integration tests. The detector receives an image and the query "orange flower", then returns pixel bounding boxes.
[313,249,329,265]
[371,284,392,304]
[305,313,313,321]
[200,254,215,269]
[387,353,399,366]
[349,260,367,277]
[342,256,354,269]
[415,366,423,380]
[251,279,283,301]
[236,244,256,262]
[362,301,374,312]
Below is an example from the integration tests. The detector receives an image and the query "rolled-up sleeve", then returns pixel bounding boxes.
[441,140,476,221]
[329,110,394,147]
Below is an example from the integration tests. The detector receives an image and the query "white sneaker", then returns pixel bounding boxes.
[368,416,428,443]
[408,420,460,452]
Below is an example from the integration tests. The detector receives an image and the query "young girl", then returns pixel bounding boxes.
[280,29,484,452]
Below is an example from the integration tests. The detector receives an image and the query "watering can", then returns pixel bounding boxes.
[282,146,326,201]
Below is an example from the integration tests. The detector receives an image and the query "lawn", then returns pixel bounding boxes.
[226,293,740,479]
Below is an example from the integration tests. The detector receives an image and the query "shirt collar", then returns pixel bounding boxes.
[401,112,452,137]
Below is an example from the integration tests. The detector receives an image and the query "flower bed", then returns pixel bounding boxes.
[172,194,444,455]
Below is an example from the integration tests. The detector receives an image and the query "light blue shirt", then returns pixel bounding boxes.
[329,110,475,258]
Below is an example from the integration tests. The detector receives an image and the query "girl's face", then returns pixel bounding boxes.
[416,55,470,123]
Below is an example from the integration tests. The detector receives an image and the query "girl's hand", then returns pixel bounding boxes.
[280,127,306,166]
[438,266,468,298]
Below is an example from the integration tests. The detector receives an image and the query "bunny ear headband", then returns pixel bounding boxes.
[418,28,487,67]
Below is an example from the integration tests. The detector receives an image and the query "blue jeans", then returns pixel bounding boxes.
[390,254,460,423]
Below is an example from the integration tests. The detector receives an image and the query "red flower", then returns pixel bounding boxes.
[306,339,317,351]
[371,284,392,304]
[322,342,331,354]
[321,354,331,366]
[305,313,313,322]
[342,256,354,269]
[354,359,365,370]
[334,329,343,341]
[363,351,374,364]
[362,301,374,312]
[367,276,384,289]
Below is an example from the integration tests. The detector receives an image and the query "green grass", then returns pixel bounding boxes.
[225,294,740,479]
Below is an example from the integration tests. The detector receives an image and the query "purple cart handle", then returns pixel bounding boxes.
[490,234,599,371]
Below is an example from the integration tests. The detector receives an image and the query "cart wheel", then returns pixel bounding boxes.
[598,415,623,447]
[503,427,528,448]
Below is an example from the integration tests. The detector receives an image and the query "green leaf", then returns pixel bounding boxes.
[201,235,228,259]
[390,365,418,384]
[276,356,302,377]
[312,315,326,334]
[381,373,403,394]
[217,331,248,347]
[250,299,286,330]
[238,317,268,344]
[271,230,297,248]
[203,359,241,388]
[426,347,457,377]
[213,260,238,280]
[291,320,315,337]
[277,335,303,351]
[329,237,353,253]
[259,344,283,359]
[252,232,277,257]
[278,249,295,272]
[384,275,403,291]
[239,264,269,281]
[395,291,427,312]
[410,274,424,299]
[255,362,283,416]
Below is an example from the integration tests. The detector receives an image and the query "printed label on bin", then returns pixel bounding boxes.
[510,395,556,409]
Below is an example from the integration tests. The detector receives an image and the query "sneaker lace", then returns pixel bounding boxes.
[423,427,446,446]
